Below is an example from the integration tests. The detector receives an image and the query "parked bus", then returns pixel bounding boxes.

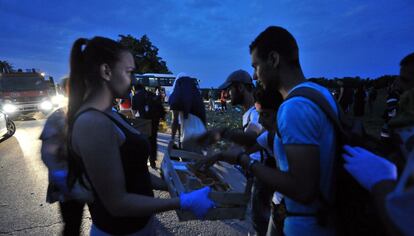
[134,73,199,102]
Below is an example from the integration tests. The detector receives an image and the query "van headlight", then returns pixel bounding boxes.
[40,101,53,111]
[3,103,17,113]
[51,94,66,106]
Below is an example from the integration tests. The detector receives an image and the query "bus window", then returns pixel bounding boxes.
[149,77,158,87]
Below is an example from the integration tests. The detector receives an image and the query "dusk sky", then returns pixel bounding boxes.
[1,0,413,87]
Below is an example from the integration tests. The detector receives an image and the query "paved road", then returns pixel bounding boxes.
[0,117,254,235]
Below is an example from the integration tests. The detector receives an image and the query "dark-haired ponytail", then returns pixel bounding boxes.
[67,38,88,129]
[66,38,89,190]
[65,36,130,190]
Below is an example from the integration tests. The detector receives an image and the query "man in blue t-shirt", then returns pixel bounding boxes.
[211,26,337,235]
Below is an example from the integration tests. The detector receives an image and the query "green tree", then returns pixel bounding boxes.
[0,60,13,73]
[118,34,171,74]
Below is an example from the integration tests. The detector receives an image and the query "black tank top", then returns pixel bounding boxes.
[71,108,154,234]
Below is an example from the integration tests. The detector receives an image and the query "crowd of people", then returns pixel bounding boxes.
[39,26,414,236]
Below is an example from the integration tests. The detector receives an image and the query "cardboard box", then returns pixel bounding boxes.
[161,142,252,221]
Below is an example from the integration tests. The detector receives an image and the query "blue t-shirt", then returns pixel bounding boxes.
[273,82,337,235]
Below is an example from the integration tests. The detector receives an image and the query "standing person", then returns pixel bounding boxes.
[337,80,354,113]
[206,26,338,235]
[208,88,215,111]
[218,70,266,234]
[341,52,414,236]
[169,73,207,153]
[145,92,165,168]
[66,37,214,235]
[368,86,378,114]
[220,90,228,112]
[353,83,366,118]
[252,88,284,236]
[131,83,146,118]
[380,81,402,142]
[132,83,165,168]
[40,77,85,236]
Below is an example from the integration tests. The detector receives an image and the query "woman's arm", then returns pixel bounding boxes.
[150,172,169,191]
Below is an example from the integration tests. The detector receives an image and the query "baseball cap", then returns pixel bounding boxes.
[218,70,253,90]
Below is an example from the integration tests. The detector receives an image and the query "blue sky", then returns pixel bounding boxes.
[1,0,413,87]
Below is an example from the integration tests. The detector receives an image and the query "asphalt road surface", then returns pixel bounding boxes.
[0,115,254,235]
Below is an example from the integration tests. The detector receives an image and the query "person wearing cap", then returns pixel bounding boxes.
[209,69,269,234]
[218,69,263,134]
[204,26,338,235]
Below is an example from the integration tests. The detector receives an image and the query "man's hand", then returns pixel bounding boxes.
[192,146,245,172]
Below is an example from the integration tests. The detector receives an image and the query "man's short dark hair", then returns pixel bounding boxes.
[249,26,300,68]
[254,87,283,110]
[400,52,414,67]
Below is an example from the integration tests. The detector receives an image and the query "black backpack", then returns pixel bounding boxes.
[281,87,387,236]
[143,91,166,120]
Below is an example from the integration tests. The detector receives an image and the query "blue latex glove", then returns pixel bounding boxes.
[179,186,215,219]
[51,169,69,194]
[342,145,397,191]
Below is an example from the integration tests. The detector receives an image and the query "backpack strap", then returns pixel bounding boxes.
[281,87,344,207]
[267,130,275,152]
[284,87,349,140]
[68,108,125,188]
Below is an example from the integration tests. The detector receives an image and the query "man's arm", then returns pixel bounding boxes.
[239,145,320,203]
[196,128,258,147]
[213,144,320,204]
[223,129,258,147]
[240,99,321,203]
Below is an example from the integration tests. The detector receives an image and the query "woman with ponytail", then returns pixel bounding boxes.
[66,37,214,235]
